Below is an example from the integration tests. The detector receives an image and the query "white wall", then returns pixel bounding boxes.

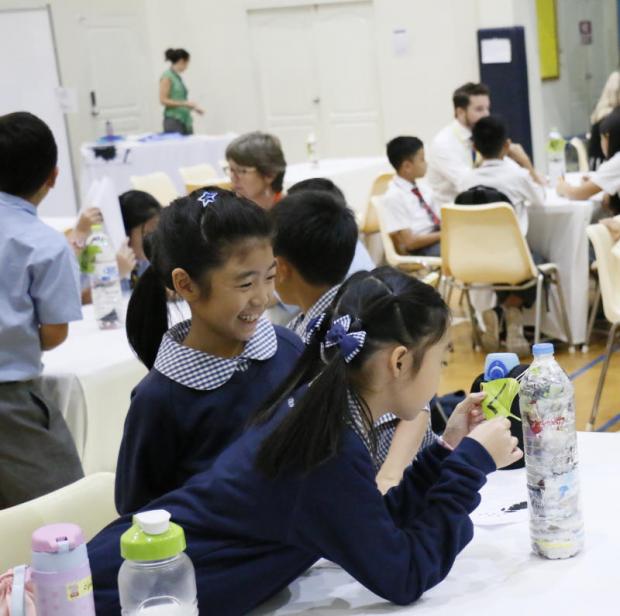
[542,0,619,138]
[141,0,550,163]
[1,0,615,181]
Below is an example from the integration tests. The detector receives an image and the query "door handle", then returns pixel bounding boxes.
[90,90,99,117]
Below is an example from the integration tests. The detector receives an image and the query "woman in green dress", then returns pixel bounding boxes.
[159,48,203,135]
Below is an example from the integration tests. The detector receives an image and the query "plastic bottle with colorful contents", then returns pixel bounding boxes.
[519,343,584,559]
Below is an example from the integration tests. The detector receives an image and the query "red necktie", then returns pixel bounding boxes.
[412,185,440,230]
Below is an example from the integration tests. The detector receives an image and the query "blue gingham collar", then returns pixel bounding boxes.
[288,285,341,342]
[154,317,277,390]
[347,392,398,451]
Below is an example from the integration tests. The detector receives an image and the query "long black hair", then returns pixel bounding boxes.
[118,190,162,236]
[254,267,450,478]
[126,187,272,369]
[600,107,620,158]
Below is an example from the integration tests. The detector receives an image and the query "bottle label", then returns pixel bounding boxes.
[66,575,93,601]
[93,261,119,284]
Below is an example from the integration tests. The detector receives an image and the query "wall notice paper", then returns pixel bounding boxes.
[392,28,409,56]
[83,177,126,251]
[55,86,78,114]
[481,38,512,64]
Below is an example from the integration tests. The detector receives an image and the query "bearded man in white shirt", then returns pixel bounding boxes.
[427,82,543,207]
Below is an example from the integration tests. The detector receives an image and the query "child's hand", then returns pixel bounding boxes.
[468,417,523,469]
[442,392,486,449]
[76,207,103,236]
[116,239,137,278]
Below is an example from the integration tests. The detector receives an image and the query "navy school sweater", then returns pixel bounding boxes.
[91,388,496,616]
[114,325,303,514]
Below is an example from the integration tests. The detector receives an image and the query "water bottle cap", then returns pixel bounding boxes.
[532,342,554,357]
[121,509,186,562]
[484,353,519,381]
[31,523,85,553]
[135,510,170,535]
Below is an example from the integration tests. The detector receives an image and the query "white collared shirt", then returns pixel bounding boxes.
[381,175,440,236]
[591,151,620,196]
[457,158,545,235]
[427,119,475,207]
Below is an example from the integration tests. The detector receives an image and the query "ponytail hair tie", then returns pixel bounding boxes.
[304,312,326,343]
[322,315,366,363]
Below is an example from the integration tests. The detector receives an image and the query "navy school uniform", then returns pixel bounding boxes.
[91,386,496,616]
[115,317,303,514]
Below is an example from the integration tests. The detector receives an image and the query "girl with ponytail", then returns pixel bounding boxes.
[91,267,522,616]
[115,187,303,514]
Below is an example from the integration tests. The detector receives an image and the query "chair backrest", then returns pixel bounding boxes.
[0,473,116,571]
[130,172,179,206]
[372,195,406,267]
[441,203,537,284]
[185,177,232,194]
[586,224,620,324]
[178,163,217,184]
[360,172,394,234]
[569,137,589,174]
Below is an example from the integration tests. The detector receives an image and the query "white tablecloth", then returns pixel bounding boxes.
[526,190,593,344]
[79,133,237,199]
[284,157,391,214]
[40,302,189,475]
[253,432,618,616]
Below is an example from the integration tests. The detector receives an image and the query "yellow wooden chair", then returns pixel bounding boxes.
[585,224,620,430]
[130,172,179,206]
[441,203,573,351]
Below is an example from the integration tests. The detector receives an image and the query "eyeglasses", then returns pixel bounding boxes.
[226,164,257,178]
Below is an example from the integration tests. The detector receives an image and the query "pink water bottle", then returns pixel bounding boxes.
[30,523,96,616]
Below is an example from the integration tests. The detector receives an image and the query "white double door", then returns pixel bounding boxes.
[248,1,384,163]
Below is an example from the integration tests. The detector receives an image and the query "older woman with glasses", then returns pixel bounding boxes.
[225,131,287,210]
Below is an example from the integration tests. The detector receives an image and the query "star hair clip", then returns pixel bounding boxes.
[198,190,218,208]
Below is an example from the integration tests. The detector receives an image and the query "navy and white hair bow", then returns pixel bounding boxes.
[322,315,366,363]
[198,190,218,208]
[304,312,326,343]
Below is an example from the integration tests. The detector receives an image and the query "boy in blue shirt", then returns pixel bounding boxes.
[0,112,83,507]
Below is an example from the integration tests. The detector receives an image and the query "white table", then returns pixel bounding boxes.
[284,157,391,215]
[253,432,618,615]
[526,189,593,344]
[40,301,190,475]
[80,133,237,199]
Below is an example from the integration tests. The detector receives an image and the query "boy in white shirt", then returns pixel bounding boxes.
[458,115,545,235]
[457,115,546,357]
[382,136,441,257]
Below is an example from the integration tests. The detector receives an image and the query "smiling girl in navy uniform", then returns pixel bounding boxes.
[115,188,303,514]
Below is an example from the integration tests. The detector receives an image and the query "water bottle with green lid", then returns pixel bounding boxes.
[118,510,198,615]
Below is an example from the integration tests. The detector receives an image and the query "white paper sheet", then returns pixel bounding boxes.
[82,176,126,251]
[481,38,512,64]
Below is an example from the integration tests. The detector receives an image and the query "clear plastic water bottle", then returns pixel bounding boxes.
[31,523,96,616]
[546,128,566,186]
[306,132,318,167]
[86,224,122,330]
[105,120,114,138]
[118,510,198,616]
[519,343,584,559]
